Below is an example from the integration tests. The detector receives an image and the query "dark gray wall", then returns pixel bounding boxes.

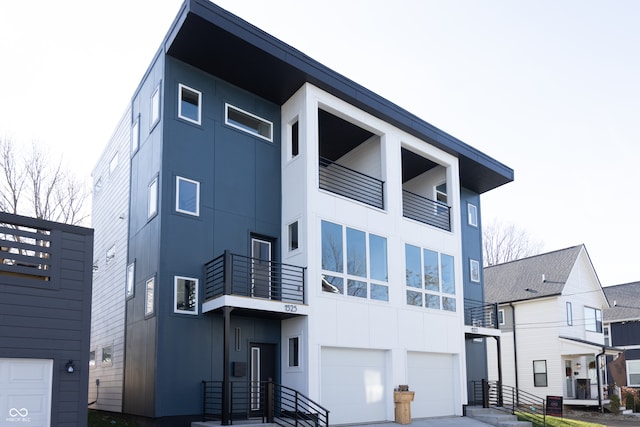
[0,213,94,427]
[611,322,640,347]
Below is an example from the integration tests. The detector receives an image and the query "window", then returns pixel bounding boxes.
[604,326,610,347]
[94,177,103,193]
[566,302,573,326]
[467,203,478,227]
[131,117,140,154]
[225,103,273,141]
[145,277,155,316]
[584,306,602,332]
[288,221,299,251]
[321,220,388,301]
[288,336,300,368]
[627,360,640,387]
[498,309,505,325]
[235,327,241,352]
[405,244,456,312]
[291,120,299,157]
[89,351,96,368]
[470,259,480,282]
[435,183,448,216]
[102,346,112,366]
[178,84,201,125]
[106,245,115,265]
[126,262,135,298]
[109,152,118,175]
[176,176,200,216]
[150,85,161,128]
[533,360,547,387]
[148,176,158,219]
[174,276,198,315]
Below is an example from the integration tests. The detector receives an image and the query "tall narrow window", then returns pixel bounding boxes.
[131,117,140,154]
[176,176,200,216]
[178,84,201,125]
[225,103,273,141]
[109,152,119,175]
[150,85,161,129]
[145,277,155,316]
[288,336,300,367]
[89,351,96,368]
[470,259,480,283]
[291,120,299,157]
[102,346,113,366]
[566,302,573,325]
[288,221,299,251]
[126,262,135,298]
[148,176,158,219]
[174,276,198,315]
[467,203,478,227]
[533,360,548,387]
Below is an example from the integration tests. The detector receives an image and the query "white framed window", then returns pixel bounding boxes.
[566,301,573,326]
[604,326,610,346]
[178,83,202,125]
[131,116,140,154]
[467,203,478,227]
[288,336,300,368]
[150,84,161,129]
[106,245,115,265]
[145,277,155,316]
[498,309,505,325]
[584,306,602,332]
[126,262,135,298]
[176,176,200,216]
[288,220,299,252]
[290,119,299,159]
[148,176,158,219]
[470,259,480,282]
[533,360,547,387]
[102,346,112,366]
[174,276,198,315]
[405,243,456,312]
[225,103,273,141]
[109,152,119,175]
[627,360,640,387]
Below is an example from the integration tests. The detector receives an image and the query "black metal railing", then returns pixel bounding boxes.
[202,380,329,427]
[204,251,305,304]
[464,300,499,329]
[402,189,450,231]
[319,157,384,209]
[472,380,546,426]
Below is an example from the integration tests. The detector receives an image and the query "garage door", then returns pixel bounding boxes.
[321,347,387,424]
[407,352,456,418]
[0,358,53,427]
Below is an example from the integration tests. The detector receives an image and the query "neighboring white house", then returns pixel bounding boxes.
[485,245,619,406]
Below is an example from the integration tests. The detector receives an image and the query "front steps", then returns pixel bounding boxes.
[466,407,532,427]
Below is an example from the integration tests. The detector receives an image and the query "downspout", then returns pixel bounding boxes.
[597,347,606,413]
[510,303,519,391]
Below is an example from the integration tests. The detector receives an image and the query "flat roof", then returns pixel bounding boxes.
[162,0,513,193]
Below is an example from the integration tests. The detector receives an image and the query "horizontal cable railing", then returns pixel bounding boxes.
[473,380,546,426]
[204,251,305,304]
[402,189,450,231]
[319,157,384,209]
[202,381,223,420]
[464,300,499,329]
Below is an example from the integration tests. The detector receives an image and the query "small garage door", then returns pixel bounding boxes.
[321,347,387,424]
[407,352,456,418]
[0,358,53,427]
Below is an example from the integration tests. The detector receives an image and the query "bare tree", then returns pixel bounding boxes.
[0,137,89,225]
[483,219,543,266]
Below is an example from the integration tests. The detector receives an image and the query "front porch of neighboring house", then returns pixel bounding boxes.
[560,336,623,407]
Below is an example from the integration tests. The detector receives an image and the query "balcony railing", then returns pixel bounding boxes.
[204,251,305,304]
[319,157,384,209]
[464,300,499,329]
[402,189,451,231]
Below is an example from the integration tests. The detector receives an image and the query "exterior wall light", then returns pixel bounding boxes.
[65,360,75,373]
[575,362,581,370]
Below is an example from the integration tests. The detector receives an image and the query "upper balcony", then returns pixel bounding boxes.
[203,251,309,317]
[464,299,500,338]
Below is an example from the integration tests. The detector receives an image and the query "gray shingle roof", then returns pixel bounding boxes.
[603,282,640,322]
[484,245,584,304]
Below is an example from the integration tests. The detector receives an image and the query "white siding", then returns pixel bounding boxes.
[88,107,131,412]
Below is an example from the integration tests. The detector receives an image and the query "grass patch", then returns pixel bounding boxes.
[516,412,605,427]
[88,410,142,427]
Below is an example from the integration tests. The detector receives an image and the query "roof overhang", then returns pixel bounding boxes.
[559,336,623,356]
[161,0,513,194]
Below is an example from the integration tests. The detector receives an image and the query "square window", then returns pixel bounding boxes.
[148,176,158,219]
[102,346,112,366]
[467,203,478,227]
[150,85,161,129]
[176,176,200,216]
[288,337,300,367]
[126,262,135,298]
[288,221,299,251]
[178,84,201,125]
[533,360,547,387]
[470,259,480,283]
[225,103,273,141]
[131,117,140,154]
[145,277,155,316]
[174,276,198,315]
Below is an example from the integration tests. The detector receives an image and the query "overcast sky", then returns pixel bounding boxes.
[1,1,638,287]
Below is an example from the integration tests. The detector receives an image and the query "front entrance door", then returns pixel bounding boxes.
[250,343,276,413]
[251,238,272,299]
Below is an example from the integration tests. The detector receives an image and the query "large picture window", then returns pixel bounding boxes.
[533,360,548,387]
[405,244,456,312]
[321,220,388,301]
[584,306,602,332]
[174,276,198,315]
[176,176,200,216]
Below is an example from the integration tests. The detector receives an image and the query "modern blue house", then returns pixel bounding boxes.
[89,1,513,426]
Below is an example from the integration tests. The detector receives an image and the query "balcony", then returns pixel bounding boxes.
[402,190,451,231]
[203,251,308,317]
[319,157,384,209]
[464,300,500,338]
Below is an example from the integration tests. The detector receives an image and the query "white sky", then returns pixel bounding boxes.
[1,1,638,286]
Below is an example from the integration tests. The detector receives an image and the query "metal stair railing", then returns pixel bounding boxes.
[472,379,546,426]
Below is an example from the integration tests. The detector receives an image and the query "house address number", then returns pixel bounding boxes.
[284,304,297,313]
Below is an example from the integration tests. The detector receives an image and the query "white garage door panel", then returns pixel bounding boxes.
[407,352,456,418]
[0,358,53,427]
[321,348,387,425]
